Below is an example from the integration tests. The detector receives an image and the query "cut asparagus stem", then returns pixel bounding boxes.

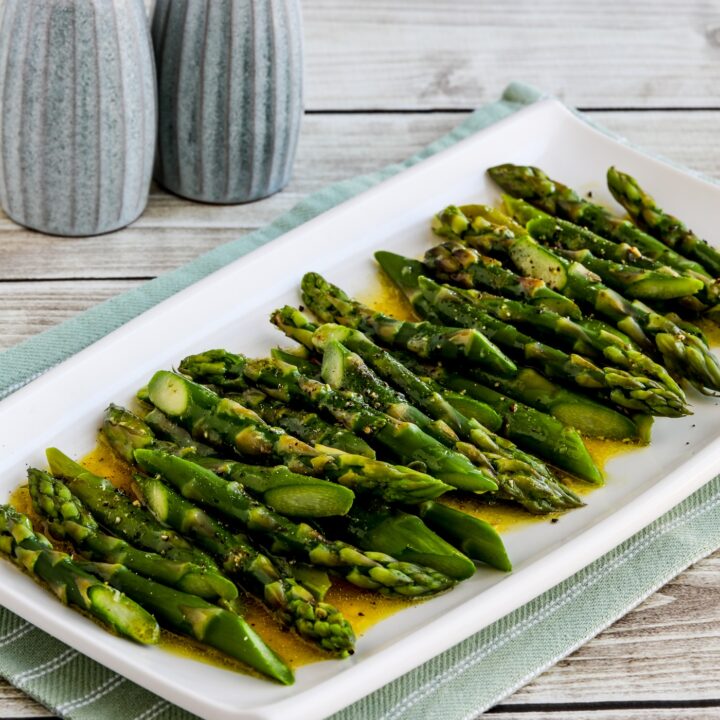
[81,560,294,684]
[133,448,456,598]
[28,469,239,602]
[0,504,159,644]
[417,502,512,572]
[328,504,477,580]
[424,240,582,318]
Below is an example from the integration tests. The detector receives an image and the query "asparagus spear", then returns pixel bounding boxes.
[178,350,376,459]
[28,469,239,602]
[393,351,603,483]
[439,208,720,394]
[103,405,348,600]
[133,448,456,598]
[503,195,656,266]
[237,387,377,459]
[608,167,720,278]
[327,504,477,580]
[319,338,582,513]
[558,247,702,300]
[424,240,582,318]
[375,249,651,440]
[131,471,356,656]
[487,164,720,310]
[270,306,502,443]
[457,287,684,398]
[0,505,159,644]
[104,404,355,517]
[417,502,512,572]
[300,272,517,377]
[144,372,454,501]
[81,560,293,684]
[45,448,218,568]
[505,195,710,317]
[168,355,489,495]
[376,250,688,416]
[141,406,216,457]
[241,357,496,493]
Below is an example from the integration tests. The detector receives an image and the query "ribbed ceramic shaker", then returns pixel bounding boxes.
[0,0,157,237]
[152,0,303,204]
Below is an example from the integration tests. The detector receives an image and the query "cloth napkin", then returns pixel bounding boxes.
[1,83,719,720]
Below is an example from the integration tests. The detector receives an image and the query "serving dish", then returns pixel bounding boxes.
[1,97,719,720]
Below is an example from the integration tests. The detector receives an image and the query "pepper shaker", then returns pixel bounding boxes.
[0,0,157,237]
[152,0,303,204]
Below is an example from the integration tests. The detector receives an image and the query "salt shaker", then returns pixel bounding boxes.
[0,0,157,237]
[152,0,303,204]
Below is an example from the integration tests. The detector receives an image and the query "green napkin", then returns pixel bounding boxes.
[1,83,719,720]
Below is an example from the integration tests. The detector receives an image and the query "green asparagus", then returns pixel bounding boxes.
[131,471,356,655]
[319,338,582,513]
[329,503,477,580]
[487,163,720,310]
[81,560,293,684]
[393,352,603,483]
[0,504,159,644]
[242,357,497,493]
[457,287,684,399]
[300,271,517,377]
[104,404,355,518]
[28,469,238,602]
[144,372,453,502]
[417,502,512,571]
[133,448,456,598]
[45,448,217,568]
[608,167,720,278]
[438,207,720,393]
[424,240,582,317]
[180,349,376,458]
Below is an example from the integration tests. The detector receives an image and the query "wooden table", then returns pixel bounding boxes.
[1,1,720,717]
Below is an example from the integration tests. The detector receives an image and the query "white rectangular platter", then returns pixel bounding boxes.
[1,97,720,720]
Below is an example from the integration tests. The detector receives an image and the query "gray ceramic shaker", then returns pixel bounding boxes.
[0,0,157,237]
[152,0,303,204]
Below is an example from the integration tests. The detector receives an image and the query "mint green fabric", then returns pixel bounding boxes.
[1,83,718,720]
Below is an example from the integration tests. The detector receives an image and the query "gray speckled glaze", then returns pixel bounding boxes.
[0,0,156,237]
[152,0,303,204]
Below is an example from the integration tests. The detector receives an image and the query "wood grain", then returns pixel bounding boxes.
[7,0,720,112]
[301,0,720,110]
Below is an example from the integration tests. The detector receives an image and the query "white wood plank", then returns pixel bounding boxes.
[301,0,720,110]
[0,110,718,282]
[30,0,720,111]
